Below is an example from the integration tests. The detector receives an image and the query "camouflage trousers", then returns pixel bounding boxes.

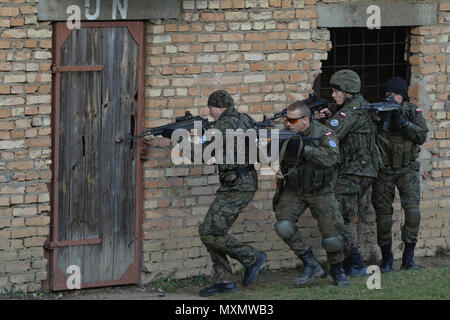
[199,190,258,283]
[371,161,421,246]
[335,174,374,257]
[275,188,345,264]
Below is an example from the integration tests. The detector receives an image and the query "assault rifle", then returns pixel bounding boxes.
[116,106,321,147]
[353,95,401,132]
[304,93,330,118]
[254,94,330,128]
[116,111,213,143]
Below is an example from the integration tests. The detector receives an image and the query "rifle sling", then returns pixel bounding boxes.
[278,135,304,178]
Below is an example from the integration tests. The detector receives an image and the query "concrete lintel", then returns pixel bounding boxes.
[318,1,438,28]
[38,0,180,21]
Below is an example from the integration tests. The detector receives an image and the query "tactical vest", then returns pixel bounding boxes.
[215,109,258,191]
[217,111,256,173]
[338,101,381,177]
[281,123,336,194]
[377,102,421,169]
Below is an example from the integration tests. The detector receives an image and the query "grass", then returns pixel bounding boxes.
[212,266,450,300]
[149,273,210,292]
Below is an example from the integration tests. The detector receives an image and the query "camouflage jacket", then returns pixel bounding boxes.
[325,94,379,178]
[377,101,429,169]
[205,107,258,192]
[281,120,339,194]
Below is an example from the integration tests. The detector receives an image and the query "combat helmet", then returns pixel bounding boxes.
[330,69,361,94]
[208,90,235,108]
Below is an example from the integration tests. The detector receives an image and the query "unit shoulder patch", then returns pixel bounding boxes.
[330,119,339,127]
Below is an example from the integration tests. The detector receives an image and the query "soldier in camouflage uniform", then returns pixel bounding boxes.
[319,69,380,277]
[371,77,429,272]
[274,101,349,286]
[198,90,266,297]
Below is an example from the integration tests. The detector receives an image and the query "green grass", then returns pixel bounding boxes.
[213,267,450,300]
[150,273,210,292]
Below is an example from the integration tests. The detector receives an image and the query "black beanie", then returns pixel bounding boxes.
[386,77,408,99]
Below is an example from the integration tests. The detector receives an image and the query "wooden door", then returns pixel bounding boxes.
[47,22,144,290]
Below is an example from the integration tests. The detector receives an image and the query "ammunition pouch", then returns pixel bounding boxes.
[391,141,418,169]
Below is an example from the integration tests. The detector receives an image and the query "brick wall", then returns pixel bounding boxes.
[0,0,448,293]
[142,0,332,282]
[141,0,450,283]
[0,0,52,293]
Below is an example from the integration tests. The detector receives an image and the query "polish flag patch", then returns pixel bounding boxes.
[326,132,334,136]
[339,112,346,118]
[416,109,422,113]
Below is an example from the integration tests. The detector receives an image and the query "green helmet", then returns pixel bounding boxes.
[208,90,235,108]
[330,69,361,94]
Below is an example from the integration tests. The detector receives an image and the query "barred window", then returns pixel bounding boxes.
[316,27,411,102]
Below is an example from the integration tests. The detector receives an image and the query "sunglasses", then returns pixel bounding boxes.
[285,115,306,124]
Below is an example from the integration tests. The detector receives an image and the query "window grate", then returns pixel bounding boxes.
[316,27,411,102]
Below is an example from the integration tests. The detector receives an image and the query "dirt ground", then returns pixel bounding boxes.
[17,255,447,300]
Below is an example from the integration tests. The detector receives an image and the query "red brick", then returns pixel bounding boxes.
[200,13,224,22]
[439,3,450,11]
[0,7,19,16]
[269,0,281,7]
[233,0,245,8]
[222,33,244,42]
[245,34,266,42]
[295,10,317,19]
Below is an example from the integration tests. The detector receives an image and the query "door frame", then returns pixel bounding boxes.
[45,21,145,291]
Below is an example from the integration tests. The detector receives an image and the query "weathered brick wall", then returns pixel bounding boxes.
[142,0,450,283]
[0,0,448,293]
[406,2,450,258]
[0,0,52,293]
[141,0,333,283]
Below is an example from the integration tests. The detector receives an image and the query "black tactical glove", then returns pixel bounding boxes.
[392,112,409,128]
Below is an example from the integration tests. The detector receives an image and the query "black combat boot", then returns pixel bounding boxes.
[199,282,237,297]
[400,242,418,270]
[242,251,267,287]
[342,255,352,275]
[330,262,350,287]
[346,249,367,277]
[294,248,325,285]
[379,243,394,273]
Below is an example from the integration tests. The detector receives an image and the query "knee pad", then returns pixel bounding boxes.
[376,214,393,234]
[322,235,343,253]
[275,220,296,240]
[404,208,421,229]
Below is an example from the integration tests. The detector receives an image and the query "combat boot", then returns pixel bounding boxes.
[400,242,418,270]
[342,255,352,275]
[242,251,267,287]
[379,243,394,273]
[330,262,350,287]
[294,248,325,285]
[346,249,367,278]
[199,282,237,297]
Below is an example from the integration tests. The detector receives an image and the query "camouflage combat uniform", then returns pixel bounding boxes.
[371,101,428,246]
[325,94,380,257]
[275,120,345,264]
[198,105,261,284]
